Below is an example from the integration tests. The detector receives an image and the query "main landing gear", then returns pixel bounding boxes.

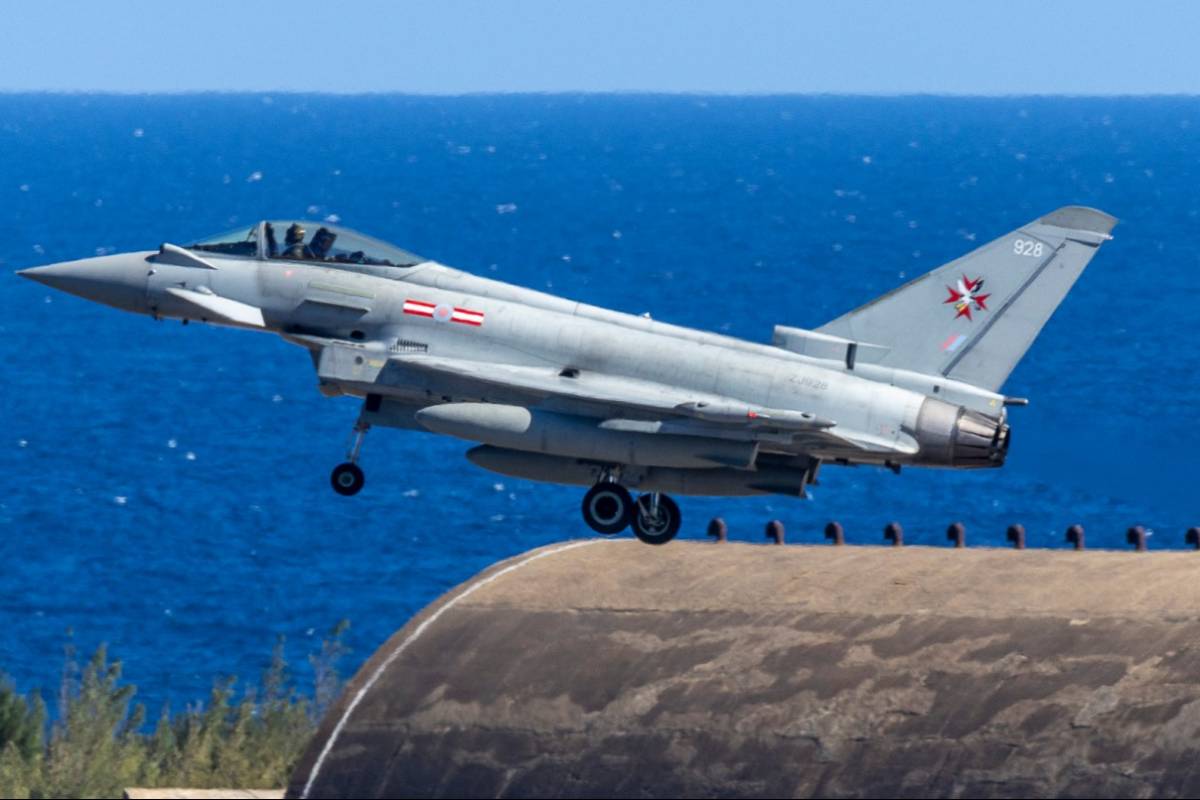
[331,419,369,496]
[581,480,681,545]
[327,407,680,545]
[631,492,681,546]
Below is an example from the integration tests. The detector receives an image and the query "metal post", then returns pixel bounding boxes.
[1126,525,1148,552]
[1066,524,1085,551]
[1006,524,1026,550]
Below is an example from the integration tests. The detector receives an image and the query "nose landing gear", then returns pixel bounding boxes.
[331,462,365,496]
[331,418,369,496]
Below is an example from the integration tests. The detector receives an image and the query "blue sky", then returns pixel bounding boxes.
[3,0,1198,94]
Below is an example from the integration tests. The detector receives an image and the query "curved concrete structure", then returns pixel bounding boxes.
[290,540,1200,799]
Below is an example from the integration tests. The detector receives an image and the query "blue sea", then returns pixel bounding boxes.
[0,94,1197,713]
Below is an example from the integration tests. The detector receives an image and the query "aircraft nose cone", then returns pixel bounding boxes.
[19,254,148,314]
[18,263,81,289]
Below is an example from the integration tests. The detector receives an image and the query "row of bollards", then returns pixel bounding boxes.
[705,518,1200,550]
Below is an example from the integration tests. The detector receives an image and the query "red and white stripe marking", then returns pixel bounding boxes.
[403,298,484,327]
[449,306,484,326]
[402,299,436,318]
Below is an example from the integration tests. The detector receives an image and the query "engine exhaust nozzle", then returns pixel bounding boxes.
[914,398,1010,468]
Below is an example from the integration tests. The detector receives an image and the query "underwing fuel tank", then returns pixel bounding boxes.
[466,446,808,497]
[416,403,757,470]
[913,397,1011,468]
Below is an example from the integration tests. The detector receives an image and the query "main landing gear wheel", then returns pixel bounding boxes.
[581,483,634,535]
[632,493,681,545]
[331,462,365,496]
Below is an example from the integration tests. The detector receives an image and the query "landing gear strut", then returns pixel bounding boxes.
[331,418,369,496]
[631,493,681,545]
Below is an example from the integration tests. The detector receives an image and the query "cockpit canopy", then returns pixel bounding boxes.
[189,221,425,269]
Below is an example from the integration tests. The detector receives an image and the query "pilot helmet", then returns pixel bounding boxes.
[285,223,306,245]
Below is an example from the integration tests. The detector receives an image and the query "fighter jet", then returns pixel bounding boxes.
[19,209,1115,544]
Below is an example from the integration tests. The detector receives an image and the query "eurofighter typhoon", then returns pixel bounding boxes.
[19,208,1115,544]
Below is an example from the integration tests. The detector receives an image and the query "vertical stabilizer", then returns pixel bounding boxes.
[817,206,1116,392]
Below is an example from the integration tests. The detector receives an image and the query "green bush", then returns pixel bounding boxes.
[0,621,349,799]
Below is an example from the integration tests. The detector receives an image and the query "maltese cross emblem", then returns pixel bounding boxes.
[944,275,990,320]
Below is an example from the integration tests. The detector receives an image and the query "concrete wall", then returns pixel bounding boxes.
[290,540,1200,798]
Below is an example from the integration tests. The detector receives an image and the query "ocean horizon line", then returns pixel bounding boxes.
[1,89,1198,99]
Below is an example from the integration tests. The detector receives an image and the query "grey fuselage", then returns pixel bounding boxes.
[23,207,1122,498]
[20,239,1009,498]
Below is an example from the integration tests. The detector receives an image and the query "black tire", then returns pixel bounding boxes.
[632,493,681,545]
[331,462,365,496]
[581,483,633,535]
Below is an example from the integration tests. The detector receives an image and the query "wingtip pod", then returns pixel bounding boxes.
[1037,206,1118,239]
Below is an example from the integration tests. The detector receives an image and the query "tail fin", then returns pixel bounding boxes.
[817,206,1117,392]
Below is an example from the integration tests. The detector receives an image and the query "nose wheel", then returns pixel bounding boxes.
[331,462,365,496]
[331,418,369,497]
[631,492,681,546]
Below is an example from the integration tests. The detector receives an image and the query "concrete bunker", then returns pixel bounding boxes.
[290,540,1200,798]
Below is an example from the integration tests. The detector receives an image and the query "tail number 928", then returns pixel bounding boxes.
[1013,239,1044,257]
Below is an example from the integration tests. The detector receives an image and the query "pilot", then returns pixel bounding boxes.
[281,223,307,259]
[309,227,337,261]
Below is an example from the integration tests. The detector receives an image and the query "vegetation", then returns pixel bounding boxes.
[0,621,349,799]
